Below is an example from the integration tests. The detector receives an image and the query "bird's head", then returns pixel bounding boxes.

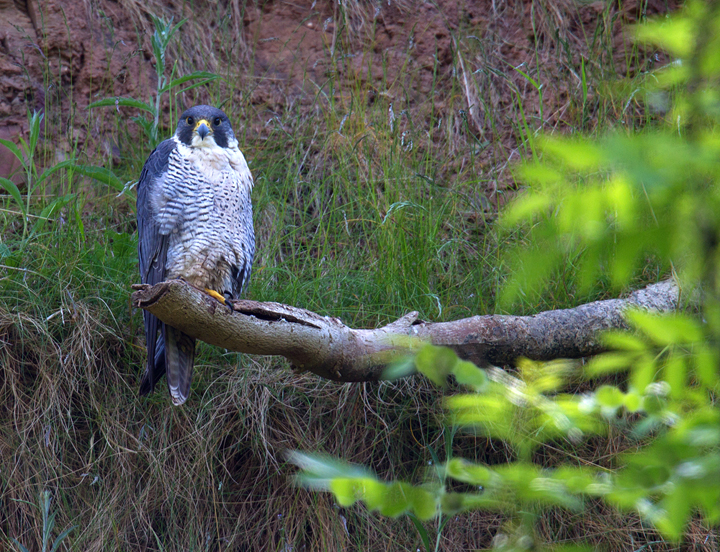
[175,105,235,149]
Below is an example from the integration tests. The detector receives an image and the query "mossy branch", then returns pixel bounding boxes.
[131,280,680,382]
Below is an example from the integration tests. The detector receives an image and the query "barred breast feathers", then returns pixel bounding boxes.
[150,137,252,237]
[175,136,253,194]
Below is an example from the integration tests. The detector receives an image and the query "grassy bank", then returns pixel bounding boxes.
[1,1,702,550]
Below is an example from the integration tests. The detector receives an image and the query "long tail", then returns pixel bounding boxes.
[139,314,195,406]
[163,325,196,406]
[139,312,164,396]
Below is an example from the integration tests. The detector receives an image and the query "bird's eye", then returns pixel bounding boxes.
[186,116,194,125]
[213,117,222,126]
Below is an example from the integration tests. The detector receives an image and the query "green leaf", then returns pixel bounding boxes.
[634,13,696,57]
[440,493,471,516]
[407,513,433,552]
[131,115,156,144]
[0,137,25,165]
[31,194,75,235]
[288,451,373,489]
[500,192,552,226]
[379,482,412,517]
[446,394,518,444]
[0,177,24,211]
[586,352,635,376]
[173,78,218,96]
[11,538,30,552]
[693,342,719,389]
[623,391,642,412]
[656,491,692,542]
[629,354,658,393]
[445,458,492,485]
[27,110,43,158]
[452,360,487,390]
[595,385,625,417]
[643,394,667,416]
[361,479,390,511]
[627,310,704,345]
[73,165,126,193]
[601,331,647,351]
[612,235,643,288]
[159,71,218,94]
[329,477,379,507]
[87,97,155,114]
[512,65,540,89]
[35,158,75,186]
[166,18,188,45]
[539,136,603,170]
[595,385,624,408]
[408,487,437,520]
[152,33,165,76]
[50,525,76,552]
[663,354,687,399]
[414,344,457,388]
[553,466,601,495]
[518,358,568,392]
[498,246,564,307]
[382,355,417,380]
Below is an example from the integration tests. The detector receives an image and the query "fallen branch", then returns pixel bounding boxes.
[131,280,680,382]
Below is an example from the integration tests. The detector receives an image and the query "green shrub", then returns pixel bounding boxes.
[290,4,720,550]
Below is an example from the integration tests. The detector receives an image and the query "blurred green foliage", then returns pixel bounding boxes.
[291,3,720,550]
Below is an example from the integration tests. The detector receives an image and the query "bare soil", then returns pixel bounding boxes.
[1,0,678,183]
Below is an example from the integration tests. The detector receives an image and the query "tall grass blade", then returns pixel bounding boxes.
[27,111,42,159]
[73,164,126,192]
[36,159,76,189]
[49,526,77,552]
[11,539,30,552]
[408,513,433,551]
[31,194,75,236]
[159,71,218,93]
[0,177,24,211]
[87,97,154,113]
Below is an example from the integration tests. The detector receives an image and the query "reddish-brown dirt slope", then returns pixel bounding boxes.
[1,0,679,181]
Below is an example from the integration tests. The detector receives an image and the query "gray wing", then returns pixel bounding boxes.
[230,169,256,300]
[137,138,176,395]
[138,138,176,287]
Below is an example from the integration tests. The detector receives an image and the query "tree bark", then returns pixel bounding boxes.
[131,280,680,382]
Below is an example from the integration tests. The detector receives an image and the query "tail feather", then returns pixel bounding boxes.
[164,325,196,406]
[140,311,164,396]
[139,334,166,396]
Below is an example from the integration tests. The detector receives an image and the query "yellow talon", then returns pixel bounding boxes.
[204,288,227,304]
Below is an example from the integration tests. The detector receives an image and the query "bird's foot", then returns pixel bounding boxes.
[222,291,235,313]
[204,288,235,313]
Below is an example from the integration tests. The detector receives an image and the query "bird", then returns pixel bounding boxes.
[136,105,255,405]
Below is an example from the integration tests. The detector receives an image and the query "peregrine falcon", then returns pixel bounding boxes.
[137,105,255,405]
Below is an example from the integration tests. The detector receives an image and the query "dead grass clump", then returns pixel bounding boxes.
[3,296,716,550]
[0,295,444,549]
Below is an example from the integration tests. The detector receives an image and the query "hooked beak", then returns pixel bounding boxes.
[195,119,211,141]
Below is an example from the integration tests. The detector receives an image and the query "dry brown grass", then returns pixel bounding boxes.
[2,302,716,551]
[0,302,443,550]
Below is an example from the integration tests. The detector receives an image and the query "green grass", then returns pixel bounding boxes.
[0,1,700,551]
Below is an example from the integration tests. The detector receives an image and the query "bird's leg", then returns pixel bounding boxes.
[204,288,235,313]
